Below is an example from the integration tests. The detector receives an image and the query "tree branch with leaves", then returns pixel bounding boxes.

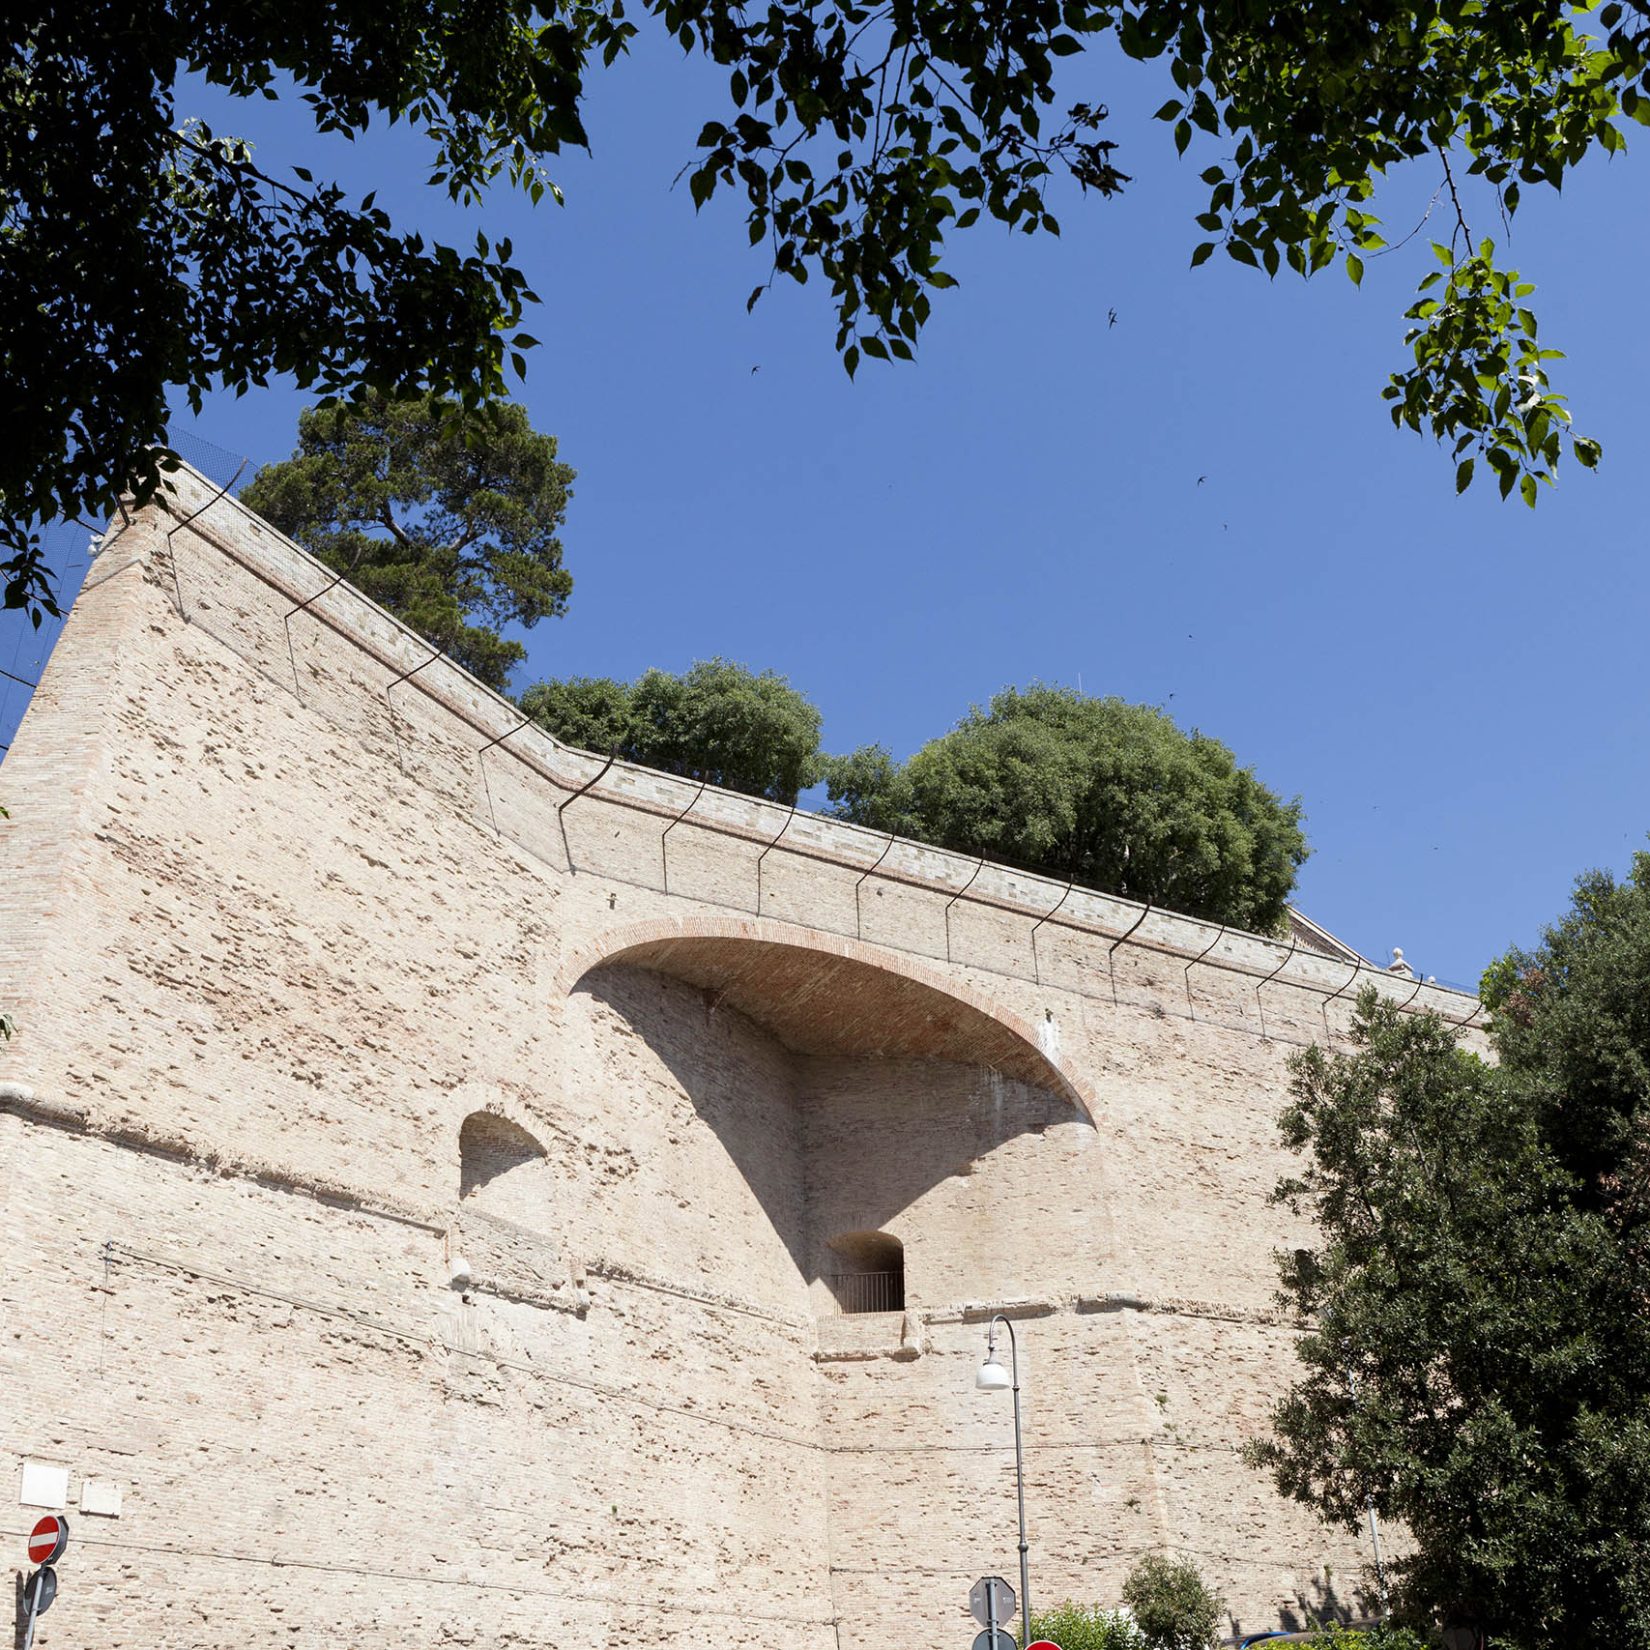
[6,0,1644,623]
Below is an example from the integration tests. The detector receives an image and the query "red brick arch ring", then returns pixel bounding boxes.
[559,915,1098,1124]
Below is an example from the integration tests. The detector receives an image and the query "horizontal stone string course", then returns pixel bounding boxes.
[0,1080,447,1232]
[831,1540,1284,1573]
[103,1241,824,1452]
[0,1523,835,1625]
[833,1437,1243,1456]
[10,1080,1307,1341]
[586,1255,814,1330]
[97,1237,1244,1468]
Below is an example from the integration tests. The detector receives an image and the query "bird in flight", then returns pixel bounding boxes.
[1108,308,1118,328]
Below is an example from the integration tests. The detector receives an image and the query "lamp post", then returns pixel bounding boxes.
[976,1314,1031,1650]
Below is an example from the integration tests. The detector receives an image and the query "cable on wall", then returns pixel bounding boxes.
[1030,875,1076,988]
[943,851,989,964]
[1254,929,1299,1041]
[754,801,800,917]
[556,747,617,873]
[1183,923,1226,1018]
[162,457,248,620]
[1106,902,1152,1007]
[1318,955,1365,1039]
[474,714,534,836]
[0,1523,834,1626]
[853,829,898,941]
[659,777,708,895]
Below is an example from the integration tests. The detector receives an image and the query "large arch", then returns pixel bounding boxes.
[560,915,1096,1120]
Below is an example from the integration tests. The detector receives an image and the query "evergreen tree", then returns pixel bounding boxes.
[1254,851,1650,1642]
[243,394,574,693]
[521,659,824,804]
[825,686,1307,932]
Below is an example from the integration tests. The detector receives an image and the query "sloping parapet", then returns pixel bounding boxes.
[15,460,1484,1055]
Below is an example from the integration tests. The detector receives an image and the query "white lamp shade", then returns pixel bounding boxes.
[975,1356,1012,1392]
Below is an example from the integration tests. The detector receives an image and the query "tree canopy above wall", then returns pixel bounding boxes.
[241,393,575,693]
[825,686,1307,933]
[6,0,1638,618]
[526,668,1308,932]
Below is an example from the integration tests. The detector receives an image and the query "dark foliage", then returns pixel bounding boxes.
[241,393,574,693]
[1256,855,1650,1644]
[825,686,1307,932]
[521,659,824,803]
[8,0,1643,616]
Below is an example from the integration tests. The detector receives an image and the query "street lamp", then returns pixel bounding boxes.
[976,1314,1032,1650]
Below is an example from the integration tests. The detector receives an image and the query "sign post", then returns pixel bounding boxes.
[21,1514,68,1650]
[970,1575,1017,1650]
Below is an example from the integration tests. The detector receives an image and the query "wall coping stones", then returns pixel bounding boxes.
[134,462,1483,1032]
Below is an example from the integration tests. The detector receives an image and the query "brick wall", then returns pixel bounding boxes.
[0,468,1481,1646]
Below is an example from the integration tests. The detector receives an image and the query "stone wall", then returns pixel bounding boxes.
[0,467,1482,1647]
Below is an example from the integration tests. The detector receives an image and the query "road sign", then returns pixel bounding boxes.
[23,1567,58,1616]
[1027,1641,1064,1650]
[970,1575,1016,1628]
[27,1514,68,1566]
[972,1631,1015,1650]
[21,1564,58,1650]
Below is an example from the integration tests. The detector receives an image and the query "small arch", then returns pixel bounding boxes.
[459,1111,553,1229]
[826,1230,905,1315]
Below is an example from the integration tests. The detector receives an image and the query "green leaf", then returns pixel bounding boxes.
[1346,253,1364,288]
[1456,457,1474,494]
[1190,241,1215,268]
[1573,435,1602,469]
[1520,473,1538,508]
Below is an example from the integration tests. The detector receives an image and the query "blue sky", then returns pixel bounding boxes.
[6,34,1647,988]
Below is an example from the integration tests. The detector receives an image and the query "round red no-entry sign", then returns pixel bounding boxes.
[27,1514,68,1566]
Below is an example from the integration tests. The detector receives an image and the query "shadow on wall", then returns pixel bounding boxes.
[797,1051,1074,1288]
[574,956,1082,1306]
[576,964,812,1277]
[459,1111,555,1230]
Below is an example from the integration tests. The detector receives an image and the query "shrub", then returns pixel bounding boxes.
[1024,1601,1145,1650]
[1121,1555,1225,1650]
[1309,1628,1431,1650]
